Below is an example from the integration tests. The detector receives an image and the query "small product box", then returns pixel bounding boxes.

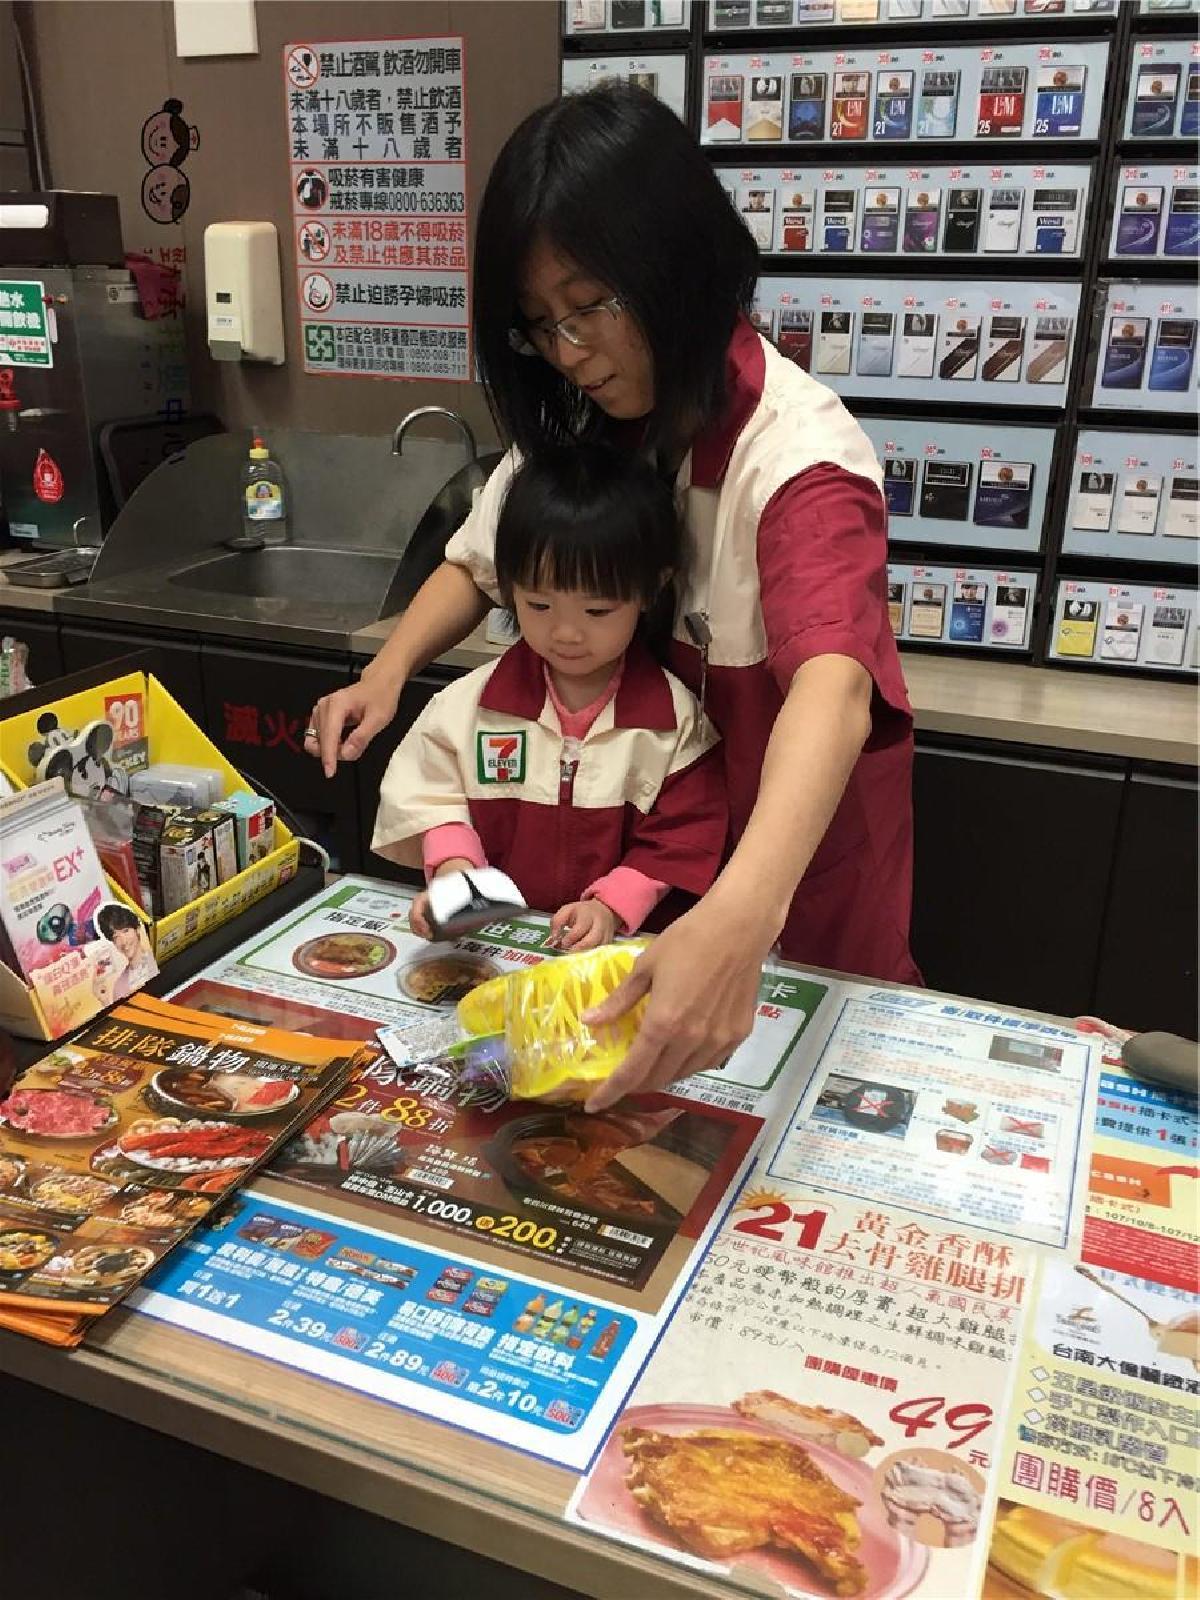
[215,791,277,871]
[132,802,178,918]
[159,816,220,914]
[192,807,239,885]
[130,763,225,809]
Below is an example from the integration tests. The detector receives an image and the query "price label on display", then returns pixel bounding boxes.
[1174,458,1186,472]
[1127,455,1143,469]
[835,51,847,66]
[980,48,995,64]
[1080,452,1093,466]
[980,446,995,459]
[925,442,940,456]
[877,52,893,67]
[888,1396,994,1451]
[1039,46,1052,61]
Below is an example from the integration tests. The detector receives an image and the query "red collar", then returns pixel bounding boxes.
[688,315,766,490]
[479,638,676,730]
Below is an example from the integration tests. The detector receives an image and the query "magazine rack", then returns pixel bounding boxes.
[0,666,299,1039]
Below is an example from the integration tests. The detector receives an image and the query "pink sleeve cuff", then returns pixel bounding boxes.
[422,822,487,881]
[585,865,669,934]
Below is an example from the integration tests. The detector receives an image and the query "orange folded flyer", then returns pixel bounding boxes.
[0,993,358,1345]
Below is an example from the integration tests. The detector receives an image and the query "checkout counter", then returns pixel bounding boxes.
[0,867,1195,1600]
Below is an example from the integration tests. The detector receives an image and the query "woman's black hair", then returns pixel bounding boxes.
[495,444,679,649]
[474,81,760,457]
[96,904,141,939]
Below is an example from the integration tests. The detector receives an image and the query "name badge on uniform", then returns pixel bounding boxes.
[477,730,526,784]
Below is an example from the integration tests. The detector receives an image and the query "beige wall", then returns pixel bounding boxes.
[16,0,560,442]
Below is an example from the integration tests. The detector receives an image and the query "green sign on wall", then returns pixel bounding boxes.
[0,280,52,368]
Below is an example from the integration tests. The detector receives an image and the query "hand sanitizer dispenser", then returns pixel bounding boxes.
[204,221,285,364]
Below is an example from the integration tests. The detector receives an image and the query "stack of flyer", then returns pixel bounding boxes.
[0,778,159,1036]
[0,993,357,1346]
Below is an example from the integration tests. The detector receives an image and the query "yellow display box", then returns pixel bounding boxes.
[0,669,299,1039]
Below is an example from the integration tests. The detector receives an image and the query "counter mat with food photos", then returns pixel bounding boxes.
[567,1002,1199,1600]
[0,994,355,1345]
[128,876,830,1469]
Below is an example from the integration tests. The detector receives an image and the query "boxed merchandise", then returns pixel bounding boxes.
[197,807,239,884]
[159,815,220,914]
[0,669,300,1038]
[131,802,177,918]
[215,791,277,870]
[129,763,224,809]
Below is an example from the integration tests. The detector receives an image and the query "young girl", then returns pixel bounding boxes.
[373,445,727,951]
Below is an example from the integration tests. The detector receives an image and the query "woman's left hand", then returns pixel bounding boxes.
[581,895,777,1111]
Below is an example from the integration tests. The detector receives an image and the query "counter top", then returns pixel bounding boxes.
[351,617,1200,768]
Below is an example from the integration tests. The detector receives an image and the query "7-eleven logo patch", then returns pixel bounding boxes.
[477,730,526,784]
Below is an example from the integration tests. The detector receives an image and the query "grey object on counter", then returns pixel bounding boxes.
[1121,1032,1199,1096]
[54,428,502,651]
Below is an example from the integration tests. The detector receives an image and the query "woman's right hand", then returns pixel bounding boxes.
[305,675,402,777]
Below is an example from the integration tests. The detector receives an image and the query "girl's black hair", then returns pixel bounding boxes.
[474,82,760,457]
[495,444,679,648]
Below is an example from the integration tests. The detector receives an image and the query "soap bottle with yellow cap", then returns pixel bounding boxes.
[239,434,288,547]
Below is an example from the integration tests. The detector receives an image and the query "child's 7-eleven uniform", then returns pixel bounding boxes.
[373,637,728,933]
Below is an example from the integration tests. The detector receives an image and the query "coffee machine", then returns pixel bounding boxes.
[0,191,189,583]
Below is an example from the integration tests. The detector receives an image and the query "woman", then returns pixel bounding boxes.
[307,84,918,1109]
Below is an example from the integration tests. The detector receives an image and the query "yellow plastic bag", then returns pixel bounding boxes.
[456,942,648,1102]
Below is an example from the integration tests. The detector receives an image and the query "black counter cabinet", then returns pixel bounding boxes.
[200,642,358,872]
[0,608,63,686]
[913,738,1198,1039]
[59,619,206,725]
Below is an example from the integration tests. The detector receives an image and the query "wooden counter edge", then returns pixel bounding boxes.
[0,1325,732,1600]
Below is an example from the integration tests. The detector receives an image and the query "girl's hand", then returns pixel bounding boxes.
[581,895,776,1111]
[549,898,618,953]
[408,890,435,941]
[409,856,479,942]
[305,676,402,778]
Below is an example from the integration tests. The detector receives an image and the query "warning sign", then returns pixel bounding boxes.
[283,37,469,382]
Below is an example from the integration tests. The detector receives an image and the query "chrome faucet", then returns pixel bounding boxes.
[391,406,478,464]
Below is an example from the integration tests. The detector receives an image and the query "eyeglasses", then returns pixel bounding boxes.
[508,295,626,357]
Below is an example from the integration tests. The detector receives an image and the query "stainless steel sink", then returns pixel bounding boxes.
[167,547,398,604]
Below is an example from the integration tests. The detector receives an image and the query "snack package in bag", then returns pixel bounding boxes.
[375,943,651,1106]
[457,941,649,1102]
